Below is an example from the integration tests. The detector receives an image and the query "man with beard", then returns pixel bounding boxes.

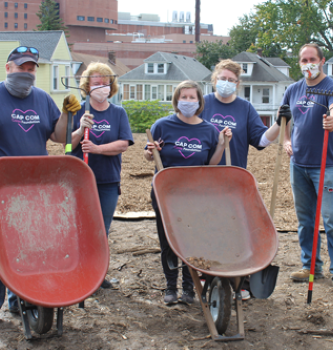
[282,43,333,282]
[0,46,80,313]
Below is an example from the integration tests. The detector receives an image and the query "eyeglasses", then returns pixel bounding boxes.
[8,46,39,61]
[217,77,238,84]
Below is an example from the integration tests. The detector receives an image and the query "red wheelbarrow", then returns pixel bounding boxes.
[0,155,109,339]
[147,131,279,341]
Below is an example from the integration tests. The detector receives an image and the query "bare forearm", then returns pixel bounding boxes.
[264,122,280,142]
[209,144,225,165]
[50,112,68,143]
[93,140,129,156]
[71,129,84,149]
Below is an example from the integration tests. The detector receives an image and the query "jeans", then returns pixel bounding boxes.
[0,280,5,309]
[0,281,17,310]
[97,183,119,237]
[151,189,193,291]
[290,160,333,273]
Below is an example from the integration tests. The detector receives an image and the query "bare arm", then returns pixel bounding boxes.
[81,139,129,156]
[209,127,232,165]
[49,112,68,143]
[264,122,280,142]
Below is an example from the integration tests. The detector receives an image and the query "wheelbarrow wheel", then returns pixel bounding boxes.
[26,303,54,334]
[209,277,232,335]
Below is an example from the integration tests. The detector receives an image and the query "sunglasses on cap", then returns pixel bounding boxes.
[7,46,39,63]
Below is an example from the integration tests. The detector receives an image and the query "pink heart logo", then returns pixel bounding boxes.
[211,113,235,131]
[11,109,38,132]
[297,95,315,115]
[90,119,110,138]
[174,136,201,159]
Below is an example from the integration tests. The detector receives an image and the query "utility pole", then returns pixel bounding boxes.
[195,0,200,43]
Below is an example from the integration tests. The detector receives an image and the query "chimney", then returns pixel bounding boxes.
[108,51,116,65]
[257,48,263,57]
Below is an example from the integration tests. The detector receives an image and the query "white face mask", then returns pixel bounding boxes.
[216,80,237,98]
[90,85,110,103]
[177,100,200,118]
[301,63,321,80]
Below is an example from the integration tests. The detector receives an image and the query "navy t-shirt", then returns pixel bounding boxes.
[150,113,219,168]
[0,82,60,156]
[72,102,134,184]
[200,93,268,168]
[281,77,333,167]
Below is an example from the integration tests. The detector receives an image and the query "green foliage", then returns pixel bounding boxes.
[36,0,69,34]
[195,40,237,70]
[122,100,173,133]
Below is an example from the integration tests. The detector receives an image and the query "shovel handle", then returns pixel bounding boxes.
[146,129,164,172]
[269,116,287,218]
[65,111,73,155]
[224,133,231,166]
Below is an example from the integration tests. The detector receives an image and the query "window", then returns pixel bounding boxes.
[14,2,18,7]
[77,16,85,21]
[158,85,164,101]
[4,23,7,28]
[14,23,18,29]
[24,13,27,19]
[87,17,94,22]
[262,88,269,104]
[65,66,70,87]
[97,17,103,22]
[243,63,248,74]
[190,41,193,43]
[104,18,109,23]
[24,23,27,29]
[166,85,173,101]
[147,63,154,73]
[24,3,27,9]
[110,19,113,24]
[4,2,8,7]
[144,85,150,100]
[157,63,164,74]
[130,86,135,100]
[183,40,186,43]
[53,66,59,90]
[152,86,157,100]
[123,84,129,100]
[136,85,143,100]
[14,13,18,18]
[4,12,7,18]
[244,87,250,101]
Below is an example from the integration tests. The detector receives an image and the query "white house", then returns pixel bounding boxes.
[232,52,294,126]
[118,51,212,102]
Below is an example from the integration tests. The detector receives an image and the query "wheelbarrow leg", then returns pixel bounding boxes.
[234,277,245,338]
[17,297,32,339]
[57,307,64,336]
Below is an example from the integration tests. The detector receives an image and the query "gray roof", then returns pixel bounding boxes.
[326,57,333,63]
[232,52,293,82]
[119,51,212,82]
[265,57,290,67]
[0,31,66,63]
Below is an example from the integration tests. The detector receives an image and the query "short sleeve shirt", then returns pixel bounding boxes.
[72,102,134,184]
[0,82,60,156]
[200,93,267,168]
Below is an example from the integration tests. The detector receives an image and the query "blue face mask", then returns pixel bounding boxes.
[177,100,200,118]
[216,80,237,98]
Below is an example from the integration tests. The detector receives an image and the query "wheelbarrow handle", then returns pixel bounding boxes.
[65,111,73,155]
[146,129,164,172]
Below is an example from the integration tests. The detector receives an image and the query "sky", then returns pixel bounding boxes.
[118,0,264,36]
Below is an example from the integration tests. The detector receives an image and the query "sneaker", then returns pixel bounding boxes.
[101,279,113,289]
[290,269,324,282]
[233,290,251,301]
[164,289,178,305]
[179,290,195,305]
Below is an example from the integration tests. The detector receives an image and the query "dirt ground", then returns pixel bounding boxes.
[1,134,333,350]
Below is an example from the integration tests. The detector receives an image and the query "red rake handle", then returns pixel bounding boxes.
[307,129,329,304]
[83,127,89,164]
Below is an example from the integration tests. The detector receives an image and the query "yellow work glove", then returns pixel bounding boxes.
[62,94,81,116]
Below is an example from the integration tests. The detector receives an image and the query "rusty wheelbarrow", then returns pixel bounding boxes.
[147,131,279,341]
[0,118,109,339]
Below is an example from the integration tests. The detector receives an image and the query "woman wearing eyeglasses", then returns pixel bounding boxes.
[201,59,290,169]
[200,59,291,300]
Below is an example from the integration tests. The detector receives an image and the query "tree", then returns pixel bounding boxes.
[195,40,237,70]
[36,0,68,34]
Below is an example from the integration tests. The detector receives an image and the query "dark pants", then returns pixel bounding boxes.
[0,280,5,309]
[151,189,193,291]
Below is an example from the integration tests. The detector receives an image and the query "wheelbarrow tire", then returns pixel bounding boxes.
[26,304,54,334]
[209,277,231,335]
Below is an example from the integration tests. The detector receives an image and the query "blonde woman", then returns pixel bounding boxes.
[72,62,134,289]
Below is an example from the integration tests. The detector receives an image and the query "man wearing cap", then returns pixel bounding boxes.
[0,46,81,313]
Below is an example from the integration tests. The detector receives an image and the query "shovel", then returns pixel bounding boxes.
[250,115,287,298]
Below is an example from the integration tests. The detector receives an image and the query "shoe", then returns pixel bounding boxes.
[290,269,324,282]
[233,290,251,301]
[9,306,19,314]
[164,289,178,305]
[101,279,113,289]
[179,290,195,305]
